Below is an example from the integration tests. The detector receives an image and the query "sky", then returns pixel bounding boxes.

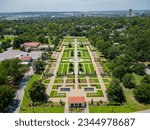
[0,0,150,12]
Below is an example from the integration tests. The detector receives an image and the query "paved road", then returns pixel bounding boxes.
[6,66,34,113]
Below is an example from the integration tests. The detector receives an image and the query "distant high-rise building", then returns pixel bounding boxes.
[129,9,133,16]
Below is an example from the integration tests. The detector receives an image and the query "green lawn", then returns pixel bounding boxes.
[89,87,150,113]
[89,64,95,72]
[83,63,95,74]
[81,51,90,59]
[89,105,135,113]
[105,84,110,89]
[58,64,63,74]
[20,74,41,111]
[42,79,50,85]
[50,91,66,98]
[66,79,74,83]
[87,90,104,97]
[62,64,68,74]
[78,78,87,83]
[77,37,87,43]
[89,78,99,83]
[91,84,101,89]
[103,78,110,83]
[57,63,69,75]
[62,51,71,58]
[77,45,87,49]
[4,35,15,41]
[45,64,52,74]
[85,63,90,73]
[133,73,143,85]
[64,37,74,42]
[54,79,63,84]
[20,106,64,113]
[53,85,62,89]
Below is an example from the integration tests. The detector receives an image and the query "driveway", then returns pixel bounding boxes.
[6,66,34,113]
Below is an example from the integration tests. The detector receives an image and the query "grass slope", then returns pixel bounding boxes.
[20,74,41,112]
[89,87,150,113]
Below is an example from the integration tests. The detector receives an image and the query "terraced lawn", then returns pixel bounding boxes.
[57,63,69,75]
[84,63,95,74]
[89,78,99,83]
[78,49,90,59]
[21,106,64,113]
[77,37,88,43]
[91,84,101,89]
[42,79,50,85]
[50,91,66,98]
[53,85,62,89]
[62,51,71,58]
[54,78,63,84]
[64,37,74,43]
[87,90,104,97]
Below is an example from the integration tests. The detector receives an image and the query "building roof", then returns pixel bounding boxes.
[23,42,40,47]
[68,96,85,104]
[19,56,32,61]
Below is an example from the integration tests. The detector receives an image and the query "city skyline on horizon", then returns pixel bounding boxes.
[0,0,150,12]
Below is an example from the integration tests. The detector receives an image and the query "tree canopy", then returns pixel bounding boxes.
[107,79,125,104]
[0,86,16,112]
[134,83,150,104]
[29,81,47,103]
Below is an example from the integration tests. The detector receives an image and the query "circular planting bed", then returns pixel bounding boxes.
[42,79,50,85]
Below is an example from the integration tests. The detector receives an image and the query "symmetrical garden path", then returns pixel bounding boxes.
[46,46,65,95]
[74,38,78,90]
[87,46,107,100]
[47,37,107,113]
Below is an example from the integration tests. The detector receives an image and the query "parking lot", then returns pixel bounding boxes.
[0,47,42,61]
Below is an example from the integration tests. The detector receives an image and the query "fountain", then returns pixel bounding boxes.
[84,88,94,91]
[60,88,70,92]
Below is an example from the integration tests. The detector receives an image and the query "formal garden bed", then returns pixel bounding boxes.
[42,79,50,85]
[87,90,104,97]
[50,90,66,98]
[89,78,99,83]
